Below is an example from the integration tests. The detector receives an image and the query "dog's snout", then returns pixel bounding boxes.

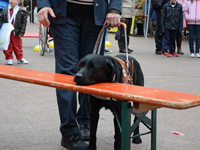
[74,73,84,83]
[75,73,83,79]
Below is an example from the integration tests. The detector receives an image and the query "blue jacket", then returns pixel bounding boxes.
[0,0,9,10]
[37,0,121,26]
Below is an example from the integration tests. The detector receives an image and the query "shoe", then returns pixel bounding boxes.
[190,53,195,58]
[171,52,179,57]
[61,134,88,150]
[104,49,112,54]
[119,49,132,54]
[162,52,171,57]
[155,51,162,55]
[196,53,200,58]
[7,59,13,65]
[79,124,90,141]
[17,58,28,64]
[177,49,184,55]
[128,48,134,52]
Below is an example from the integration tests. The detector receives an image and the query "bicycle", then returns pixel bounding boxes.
[38,24,54,56]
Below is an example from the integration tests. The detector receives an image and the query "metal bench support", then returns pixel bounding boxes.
[121,101,157,150]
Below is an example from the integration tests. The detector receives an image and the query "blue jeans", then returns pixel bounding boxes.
[188,24,200,53]
[50,4,104,137]
[162,29,177,53]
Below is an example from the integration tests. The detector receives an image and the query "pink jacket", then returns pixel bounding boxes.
[184,0,200,25]
[177,0,187,27]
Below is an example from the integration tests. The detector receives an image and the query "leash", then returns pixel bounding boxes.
[93,22,131,83]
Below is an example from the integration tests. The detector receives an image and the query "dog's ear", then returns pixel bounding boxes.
[106,58,116,82]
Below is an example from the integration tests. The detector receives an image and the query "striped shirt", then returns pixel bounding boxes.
[67,0,94,5]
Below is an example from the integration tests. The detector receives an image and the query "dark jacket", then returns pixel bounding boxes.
[0,6,28,36]
[37,0,122,26]
[161,1,183,33]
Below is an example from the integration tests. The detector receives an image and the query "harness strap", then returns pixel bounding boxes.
[114,57,134,85]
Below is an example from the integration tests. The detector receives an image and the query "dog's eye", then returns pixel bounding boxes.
[78,61,85,70]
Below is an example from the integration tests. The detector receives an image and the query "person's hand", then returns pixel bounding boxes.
[104,12,120,29]
[19,35,22,38]
[38,7,56,27]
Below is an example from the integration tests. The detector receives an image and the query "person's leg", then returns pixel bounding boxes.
[155,11,162,54]
[137,23,143,35]
[77,12,103,126]
[176,31,184,54]
[169,30,177,54]
[188,24,195,54]
[12,35,24,60]
[51,17,88,150]
[127,18,133,51]
[118,18,133,53]
[195,25,200,54]
[3,32,14,60]
[51,20,81,137]
[162,30,170,54]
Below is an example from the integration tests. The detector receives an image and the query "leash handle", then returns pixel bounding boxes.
[93,22,127,55]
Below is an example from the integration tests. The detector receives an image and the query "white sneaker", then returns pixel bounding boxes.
[7,59,13,65]
[17,58,29,64]
[190,53,195,58]
[196,53,200,58]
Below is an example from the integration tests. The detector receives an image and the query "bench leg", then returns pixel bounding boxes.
[121,101,132,150]
[121,102,157,150]
[151,109,157,150]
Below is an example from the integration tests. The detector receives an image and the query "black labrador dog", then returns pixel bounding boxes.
[74,54,144,150]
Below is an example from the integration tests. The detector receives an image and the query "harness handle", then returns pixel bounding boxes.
[93,22,127,55]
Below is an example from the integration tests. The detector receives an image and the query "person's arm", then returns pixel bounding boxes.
[37,0,55,27]
[183,2,189,21]
[19,10,28,36]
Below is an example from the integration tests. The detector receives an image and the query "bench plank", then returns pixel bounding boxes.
[0,65,200,110]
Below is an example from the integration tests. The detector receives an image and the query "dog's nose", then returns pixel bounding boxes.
[74,73,83,83]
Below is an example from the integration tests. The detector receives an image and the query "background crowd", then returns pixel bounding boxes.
[135,0,200,58]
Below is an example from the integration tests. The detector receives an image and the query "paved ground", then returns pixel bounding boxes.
[0,13,200,150]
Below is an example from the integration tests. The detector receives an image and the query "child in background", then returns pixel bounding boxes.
[161,0,183,57]
[184,0,200,58]
[0,0,28,65]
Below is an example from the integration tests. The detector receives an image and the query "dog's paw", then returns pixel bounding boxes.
[132,136,142,144]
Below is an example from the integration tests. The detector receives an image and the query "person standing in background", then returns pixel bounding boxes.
[176,0,186,55]
[0,0,29,65]
[135,0,145,35]
[151,0,169,54]
[184,0,200,58]
[118,0,135,54]
[161,0,183,57]
[37,0,121,150]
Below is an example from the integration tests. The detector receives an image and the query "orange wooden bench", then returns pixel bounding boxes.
[0,65,200,150]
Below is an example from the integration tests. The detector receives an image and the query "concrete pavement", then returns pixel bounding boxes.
[0,14,200,150]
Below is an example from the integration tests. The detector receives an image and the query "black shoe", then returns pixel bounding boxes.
[155,51,162,55]
[128,48,134,52]
[61,134,88,150]
[119,49,132,54]
[105,49,113,53]
[79,124,90,141]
